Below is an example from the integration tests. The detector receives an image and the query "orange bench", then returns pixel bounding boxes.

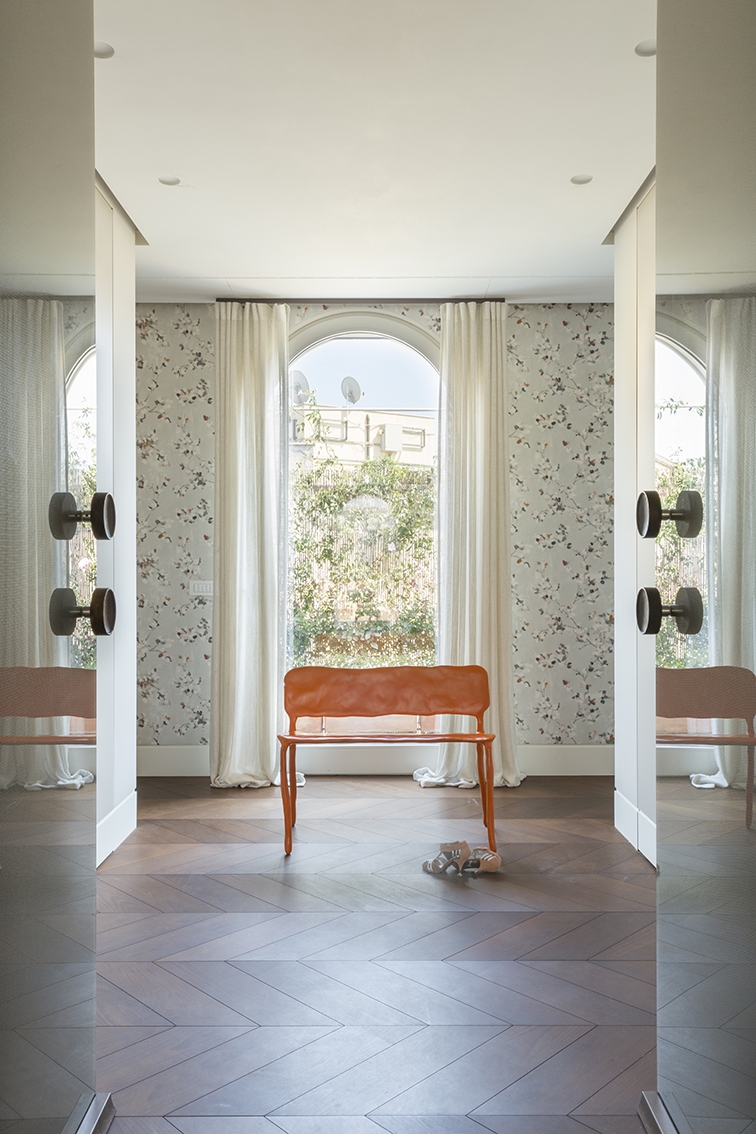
[278,664,497,855]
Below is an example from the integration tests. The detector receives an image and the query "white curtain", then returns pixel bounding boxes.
[694,296,756,789]
[414,301,523,789]
[211,302,289,787]
[0,298,93,790]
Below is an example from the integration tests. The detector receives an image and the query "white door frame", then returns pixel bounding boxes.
[612,176,657,864]
[95,177,138,864]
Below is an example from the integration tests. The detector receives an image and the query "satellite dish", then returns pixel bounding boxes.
[291,370,310,405]
[341,376,362,405]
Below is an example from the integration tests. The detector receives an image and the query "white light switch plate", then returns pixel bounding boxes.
[189,581,213,596]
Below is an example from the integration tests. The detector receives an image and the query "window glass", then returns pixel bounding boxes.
[288,335,439,668]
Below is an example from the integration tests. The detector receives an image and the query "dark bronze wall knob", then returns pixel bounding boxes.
[49,587,117,636]
[636,586,703,635]
[49,491,116,540]
[636,489,703,539]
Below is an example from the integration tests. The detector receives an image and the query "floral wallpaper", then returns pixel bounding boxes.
[134,301,614,749]
[508,304,614,744]
[136,305,215,745]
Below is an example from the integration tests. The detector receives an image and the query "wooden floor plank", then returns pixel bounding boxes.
[98,775,656,1123]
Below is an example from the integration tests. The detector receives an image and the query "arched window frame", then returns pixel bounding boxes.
[288,309,440,371]
[656,330,705,383]
[66,343,96,394]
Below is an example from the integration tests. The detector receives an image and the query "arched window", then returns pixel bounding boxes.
[655,335,707,668]
[288,333,439,668]
[66,348,97,667]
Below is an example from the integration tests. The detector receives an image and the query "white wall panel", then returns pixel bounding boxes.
[95,180,137,865]
[613,181,657,862]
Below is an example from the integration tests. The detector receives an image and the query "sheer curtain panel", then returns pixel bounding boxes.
[697,297,756,788]
[211,302,289,787]
[415,301,523,789]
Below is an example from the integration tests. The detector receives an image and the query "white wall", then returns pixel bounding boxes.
[613,179,657,863]
[95,179,137,865]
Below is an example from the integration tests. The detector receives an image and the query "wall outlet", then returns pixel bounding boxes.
[189,581,213,596]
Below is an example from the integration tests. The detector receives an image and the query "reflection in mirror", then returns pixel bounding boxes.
[0,2,98,1131]
[67,348,99,671]
[655,1,756,1129]
[654,336,707,671]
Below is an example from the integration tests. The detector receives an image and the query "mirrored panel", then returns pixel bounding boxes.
[655,1,756,1128]
[0,3,97,1131]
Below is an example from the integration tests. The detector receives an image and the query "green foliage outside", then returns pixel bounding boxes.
[68,406,97,669]
[289,450,437,668]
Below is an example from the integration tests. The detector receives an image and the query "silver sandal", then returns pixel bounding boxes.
[422,840,471,875]
[461,846,502,875]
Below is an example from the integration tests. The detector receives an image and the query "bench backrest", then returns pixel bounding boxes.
[0,666,96,720]
[284,665,490,732]
[657,665,756,733]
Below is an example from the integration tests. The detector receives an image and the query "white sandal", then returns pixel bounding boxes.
[461,846,501,875]
[422,840,471,875]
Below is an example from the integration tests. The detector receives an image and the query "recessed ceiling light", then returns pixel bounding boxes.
[157,176,181,186]
[634,39,656,57]
[570,174,593,185]
[94,41,115,58]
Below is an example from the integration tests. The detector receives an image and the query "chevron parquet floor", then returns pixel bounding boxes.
[97,775,656,1134]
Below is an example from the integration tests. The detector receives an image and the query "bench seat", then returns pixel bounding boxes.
[278,664,497,854]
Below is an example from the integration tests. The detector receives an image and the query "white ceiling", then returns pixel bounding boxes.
[0,2,94,295]
[657,0,756,294]
[94,0,656,303]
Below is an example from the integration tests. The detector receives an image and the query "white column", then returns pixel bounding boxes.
[95,179,137,865]
[613,181,657,863]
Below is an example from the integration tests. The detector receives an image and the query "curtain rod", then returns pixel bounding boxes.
[213,297,504,305]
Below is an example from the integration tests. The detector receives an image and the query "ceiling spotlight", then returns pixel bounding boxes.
[157,176,181,186]
[634,39,656,57]
[570,174,593,185]
[94,42,115,58]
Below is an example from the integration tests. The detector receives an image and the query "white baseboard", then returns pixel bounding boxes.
[638,809,657,866]
[657,745,718,776]
[518,745,613,775]
[96,789,137,867]
[67,744,97,777]
[138,745,211,776]
[614,789,638,850]
[137,743,615,777]
[295,744,440,775]
[612,791,656,864]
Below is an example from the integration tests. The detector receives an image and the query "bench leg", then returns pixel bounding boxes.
[280,741,293,855]
[484,740,496,852]
[476,743,488,827]
[289,744,298,828]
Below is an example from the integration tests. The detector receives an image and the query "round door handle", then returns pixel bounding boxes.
[636,490,703,539]
[49,587,117,636]
[49,492,116,540]
[636,586,703,635]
